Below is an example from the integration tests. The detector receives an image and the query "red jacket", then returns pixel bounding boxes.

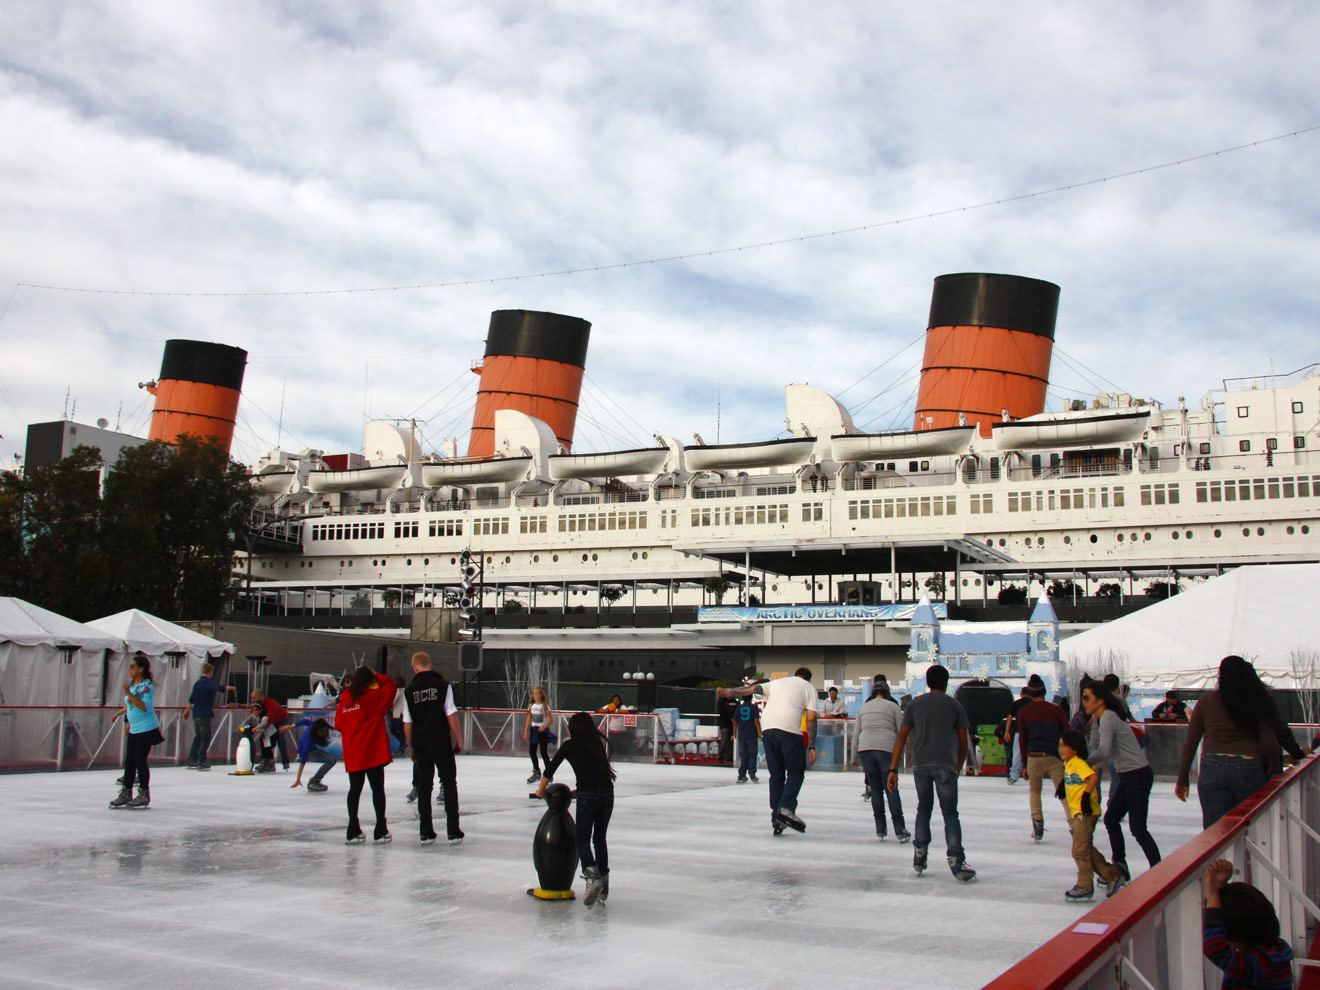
[335,672,397,773]
[262,697,288,723]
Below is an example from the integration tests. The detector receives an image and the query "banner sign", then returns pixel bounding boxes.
[698,603,946,623]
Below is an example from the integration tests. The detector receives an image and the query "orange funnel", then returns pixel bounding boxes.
[913,273,1059,436]
[468,310,591,457]
[146,340,247,453]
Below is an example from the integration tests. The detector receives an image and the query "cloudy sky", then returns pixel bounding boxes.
[2,2,1318,469]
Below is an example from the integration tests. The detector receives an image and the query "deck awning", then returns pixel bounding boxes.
[671,536,1012,577]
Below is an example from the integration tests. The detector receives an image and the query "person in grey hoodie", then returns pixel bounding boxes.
[1083,681,1160,881]
[851,683,910,841]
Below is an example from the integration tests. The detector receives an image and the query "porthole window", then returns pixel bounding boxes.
[1243,528,1251,537]
[450,557,456,565]
[1213,529,1222,538]
[1257,527,1265,536]
[1037,537,1045,546]
[632,552,638,560]
[998,539,1007,547]
[1143,533,1151,541]
[1185,530,1193,539]
[1117,533,1125,542]
[1130,533,1138,542]
[406,559,412,566]
[1287,525,1296,535]
[1303,525,1311,534]
[424,558,430,566]
[1089,534,1098,544]
[1064,536,1072,544]
[1172,531,1180,540]
[504,556,511,564]
[553,554,559,562]
[533,554,540,563]
[592,554,599,561]
[582,554,589,562]
[642,552,648,559]
[486,556,492,564]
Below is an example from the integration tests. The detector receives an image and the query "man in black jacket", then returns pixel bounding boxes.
[405,651,464,844]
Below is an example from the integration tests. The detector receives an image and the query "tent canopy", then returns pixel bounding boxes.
[1061,564,1320,690]
[0,597,122,706]
[87,609,233,661]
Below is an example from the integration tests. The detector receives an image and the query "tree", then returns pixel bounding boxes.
[1144,581,1180,601]
[599,585,625,610]
[1047,579,1078,601]
[9,446,108,619]
[383,589,415,611]
[101,436,256,620]
[501,599,525,612]
[1096,583,1122,600]
[924,571,946,600]
[997,585,1027,606]
[704,575,732,605]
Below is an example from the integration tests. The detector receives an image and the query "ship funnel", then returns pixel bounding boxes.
[467,310,591,458]
[144,339,248,453]
[913,273,1059,437]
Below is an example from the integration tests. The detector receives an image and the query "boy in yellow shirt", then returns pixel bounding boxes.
[1058,730,1124,902]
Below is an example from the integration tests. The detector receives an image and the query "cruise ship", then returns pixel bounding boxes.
[238,273,1320,615]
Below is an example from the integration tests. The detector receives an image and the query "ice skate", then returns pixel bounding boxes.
[526,772,541,784]
[109,787,131,809]
[448,830,465,845]
[736,774,747,783]
[373,828,392,844]
[599,872,609,903]
[1032,819,1045,843]
[1104,873,1126,898]
[127,788,150,809]
[771,812,786,835]
[1065,885,1094,901]
[420,832,437,845]
[876,827,887,839]
[345,831,366,845]
[1114,860,1131,883]
[748,774,759,783]
[913,847,928,875]
[896,829,912,843]
[406,787,418,803]
[776,807,805,832]
[582,867,604,907]
[948,857,976,882]
[307,781,328,792]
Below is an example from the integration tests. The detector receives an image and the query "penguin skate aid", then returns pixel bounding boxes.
[530,712,617,906]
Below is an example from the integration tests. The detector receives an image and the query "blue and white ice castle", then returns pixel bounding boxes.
[903,594,1068,701]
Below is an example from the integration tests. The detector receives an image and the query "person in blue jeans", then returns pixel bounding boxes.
[719,668,818,833]
[734,696,761,783]
[887,664,975,881]
[184,661,234,769]
[536,712,617,907]
[852,683,909,841]
[290,717,340,792]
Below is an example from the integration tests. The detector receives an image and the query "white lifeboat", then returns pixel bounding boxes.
[306,465,408,493]
[549,447,670,480]
[419,457,533,486]
[993,410,1151,450]
[831,426,977,461]
[250,466,297,496]
[685,437,817,472]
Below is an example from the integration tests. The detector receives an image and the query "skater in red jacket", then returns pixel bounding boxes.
[335,667,398,844]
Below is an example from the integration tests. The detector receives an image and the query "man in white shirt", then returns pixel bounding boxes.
[821,686,847,717]
[720,668,818,833]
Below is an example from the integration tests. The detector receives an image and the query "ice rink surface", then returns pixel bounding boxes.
[0,757,1205,990]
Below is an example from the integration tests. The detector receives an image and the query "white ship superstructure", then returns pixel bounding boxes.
[241,277,1320,613]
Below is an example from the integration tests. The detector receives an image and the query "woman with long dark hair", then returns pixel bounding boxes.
[1176,655,1306,828]
[335,666,398,843]
[110,653,162,809]
[534,712,616,907]
[1082,681,1159,882]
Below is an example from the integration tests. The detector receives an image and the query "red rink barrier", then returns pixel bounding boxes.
[983,753,1320,990]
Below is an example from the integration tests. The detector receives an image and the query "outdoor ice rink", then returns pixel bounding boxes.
[0,757,1206,989]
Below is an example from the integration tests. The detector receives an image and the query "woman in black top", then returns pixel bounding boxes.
[535,712,616,906]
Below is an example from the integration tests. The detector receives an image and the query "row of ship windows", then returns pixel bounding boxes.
[308,475,1319,543]
[985,523,1312,549]
[1195,476,1317,502]
[1236,402,1305,417]
[259,550,654,570]
[848,495,958,520]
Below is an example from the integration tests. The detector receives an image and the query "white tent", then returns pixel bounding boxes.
[87,610,234,709]
[0,597,123,706]
[1061,564,1320,689]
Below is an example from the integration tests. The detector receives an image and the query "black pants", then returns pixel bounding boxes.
[123,731,154,791]
[529,732,549,773]
[1104,765,1161,869]
[346,765,387,839]
[576,786,614,874]
[413,741,460,839]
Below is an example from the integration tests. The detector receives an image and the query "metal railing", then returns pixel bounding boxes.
[983,753,1320,989]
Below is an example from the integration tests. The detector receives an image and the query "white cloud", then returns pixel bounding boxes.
[1,1,1318,468]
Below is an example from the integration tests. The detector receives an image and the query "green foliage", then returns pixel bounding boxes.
[599,585,625,609]
[1047,579,1078,600]
[0,437,255,621]
[1144,581,1180,601]
[704,574,732,605]
[924,571,946,599]
[1096,582,1122,600]
[996,585,1028,606]
[500,599,525,612]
